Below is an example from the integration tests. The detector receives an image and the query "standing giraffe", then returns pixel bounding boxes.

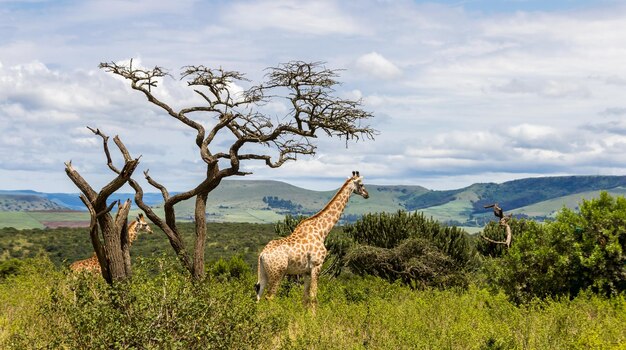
[256,171,369,305]
[69,213,153,273]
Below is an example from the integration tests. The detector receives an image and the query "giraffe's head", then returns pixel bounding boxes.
[136,213,153,234]
[350,171,369,199]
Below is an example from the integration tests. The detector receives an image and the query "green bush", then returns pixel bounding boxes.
[208,254,252,281]
[485,192,626,303]
[344,238,471,289]
[0,259,24,279]
[274,214,307,237]
[476,218,530,258]
[339,211,478,289]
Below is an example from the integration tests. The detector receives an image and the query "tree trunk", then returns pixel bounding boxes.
[98,207,132,282]
[192,191,208,279]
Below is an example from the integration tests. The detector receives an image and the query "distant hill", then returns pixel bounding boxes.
[0,190,166,211]
[0,193,68,211]
[130,175,626,227]
[2,175,626,229]
[165,181,429,224]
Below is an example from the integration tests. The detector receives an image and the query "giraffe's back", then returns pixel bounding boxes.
[69,255,101,273]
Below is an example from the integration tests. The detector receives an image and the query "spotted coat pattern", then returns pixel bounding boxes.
[256,173,369,305]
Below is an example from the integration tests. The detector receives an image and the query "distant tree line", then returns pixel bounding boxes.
[262,196,303,211]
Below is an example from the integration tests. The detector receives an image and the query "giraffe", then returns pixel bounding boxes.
[255,171,369,305]
[69,213,153,273]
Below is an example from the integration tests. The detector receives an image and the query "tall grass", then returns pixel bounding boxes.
[268,276,626,349]
[1,257,625,349]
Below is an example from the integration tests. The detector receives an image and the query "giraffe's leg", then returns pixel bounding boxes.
[260,253,287,301]
[303,272,312,306]
[308,265,322,308]
[264,274,283,300]
[264,262,286,300]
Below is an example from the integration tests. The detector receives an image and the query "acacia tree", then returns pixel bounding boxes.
[98,60,376,279]
[64,128,140,284]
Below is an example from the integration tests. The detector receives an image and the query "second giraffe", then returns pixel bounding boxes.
[69,213,153,274]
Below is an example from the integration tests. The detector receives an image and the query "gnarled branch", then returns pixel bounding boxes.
[98,59,377,279]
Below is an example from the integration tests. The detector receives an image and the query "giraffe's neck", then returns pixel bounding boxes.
[127,220,138,245]
[307,179,354,240]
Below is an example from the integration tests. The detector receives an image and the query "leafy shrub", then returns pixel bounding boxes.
[344,238,471,289]
[339,211,478,289]
[0,259,24,279]
[485,192,626,303]
[274,214,307,237]
[2,256,284,349]
[208,254,252,281]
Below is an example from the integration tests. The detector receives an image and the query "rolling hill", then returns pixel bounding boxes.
[2,175,626,229]
[0,193,68,211]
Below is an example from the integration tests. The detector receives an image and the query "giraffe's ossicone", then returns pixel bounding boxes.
[256,171,369,305]
[69,213,153,274]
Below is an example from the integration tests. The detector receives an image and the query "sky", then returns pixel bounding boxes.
[1,0,626,193]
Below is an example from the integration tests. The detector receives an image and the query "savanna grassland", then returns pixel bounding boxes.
[1,193,626,349]
[1,257,625,349]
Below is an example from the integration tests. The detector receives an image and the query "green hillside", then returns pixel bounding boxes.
[169,182,426,224]
[3,176,626,228]
[512,186,626,218]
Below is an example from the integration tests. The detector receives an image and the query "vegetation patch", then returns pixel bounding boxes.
[1,192,626,348]
[0,257,624,349]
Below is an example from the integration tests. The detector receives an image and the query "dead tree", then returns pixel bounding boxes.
[481,203,513,248]
[64,128,140,284]
[484,203,503,220]
[98,60,376,279]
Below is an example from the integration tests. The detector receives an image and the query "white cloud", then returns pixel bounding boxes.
[3,0,626,192]
[505,124,557,146]
[224,0,363,35]
[355,52,402,80]
[496,78,590,98]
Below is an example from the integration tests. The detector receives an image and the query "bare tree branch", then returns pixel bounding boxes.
[98,59,378,279]
[144,169,169,201]
[99,61,206,147]
[481,205,513,248]
[67,127,142,283]
[87,126,120,174]
[64,161,98,201]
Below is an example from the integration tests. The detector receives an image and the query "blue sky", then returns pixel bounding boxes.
[1,0,626,192]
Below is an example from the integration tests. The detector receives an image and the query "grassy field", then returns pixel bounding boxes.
[419,197,475,223]
[0,257,624,349]
[0,212,45,230]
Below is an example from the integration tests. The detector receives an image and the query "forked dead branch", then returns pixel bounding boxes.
[64,127,140,284]
[482,203,513,248]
